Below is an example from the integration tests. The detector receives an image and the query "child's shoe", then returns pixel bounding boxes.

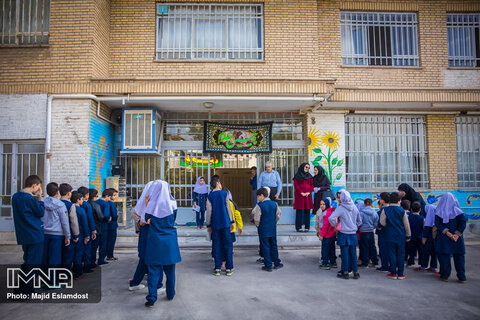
[336,271,349,279]
[415,267,427,272]
[128,284,145,291]
[320,264,330,270]
[262,266,273,272]
[256,257,264,264]
[386,273,397,280]
[331,263,338,268]
[213,269,221,276]
[225,269,234,276]
[353,272,360,280]
[273,263,284,270]
[397,275,406,280]
[426,267,437,273]
[376,267,389,273]
[458,279,466,284]
[145,300,155,308]
[157,287,166,295]
[439,276,448,282]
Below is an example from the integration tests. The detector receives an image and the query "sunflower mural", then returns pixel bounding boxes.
[309,130,344,185]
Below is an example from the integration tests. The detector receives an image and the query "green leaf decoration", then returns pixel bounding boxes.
[336,172,343,180]
[337,159,344,167]
[312,161,320,167]
[332,157,338,165]
[314,155,323,162]
[312,148,322,153]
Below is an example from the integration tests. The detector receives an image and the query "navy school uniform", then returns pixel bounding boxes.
[106,200,118,259]
[73,205,90,278]
[406,213,424,265]
[435,214,467,281]
[145,214,181,302]
[420,226,437,269]
[193,192,207,227]
[81,201,95,271]
[89,199,103,267]
[382,206,410,277]
[376,209,389,271]
[257,200,281,268]
[95,198,111,264]
[61,200,78,269]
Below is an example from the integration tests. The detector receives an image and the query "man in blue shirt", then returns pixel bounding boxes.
[257,162,282,202]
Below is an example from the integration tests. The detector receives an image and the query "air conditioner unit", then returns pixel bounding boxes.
[121,108,161,154]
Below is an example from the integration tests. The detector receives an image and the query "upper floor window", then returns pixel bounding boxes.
[447,13,480,68]
[156,3,263,61]
[0,0,50,46]
[340,12,419,67]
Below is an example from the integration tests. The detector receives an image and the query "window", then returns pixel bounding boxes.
[447,13,480,68]
[340,12,419,66]
[345,115,428,190]
[0,0,50,46]
[456,116,480,188]
[156,3,263,60]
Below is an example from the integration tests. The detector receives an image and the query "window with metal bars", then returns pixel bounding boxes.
[447,13,480,68]
[456,116,480,188]
[345,115,428,190]
[340,11,419,67]
[156,3,263,60]
[0,0,50,46]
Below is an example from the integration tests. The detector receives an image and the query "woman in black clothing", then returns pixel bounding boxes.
[397,183,426,217]
[312,166,331,216]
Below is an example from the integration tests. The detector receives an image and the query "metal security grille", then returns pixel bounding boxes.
[447,13,480,68]
[0,0,50,46]
[0,142,44,218]
[345,115,428,190]
[456,116,480,188]
[340,11,419,66]
[156,3,263,60]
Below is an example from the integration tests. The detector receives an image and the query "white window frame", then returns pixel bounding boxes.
[456,116,480,189]
[447,13,480,68]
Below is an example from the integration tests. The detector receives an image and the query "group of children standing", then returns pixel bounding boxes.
[314,187,467,283]
[11,175,120,293]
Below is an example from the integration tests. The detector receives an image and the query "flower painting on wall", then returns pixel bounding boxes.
[308,129,344,185]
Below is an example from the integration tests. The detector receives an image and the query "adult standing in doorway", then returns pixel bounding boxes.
[398,183,426,217]
[250,166,258,208]
[312,166,331,216]
[257,161,283,202]
[293,163,314,232]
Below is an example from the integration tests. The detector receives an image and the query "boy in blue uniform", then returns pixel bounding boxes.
[60,183,80,270]
[434,192,467,283]
[379,192,411,280]
[42,182,71,281]
[206,176,234,276]
[88,188,104,268]
[406,201,424,267]
[78,186,96,273]
[253,187,283,272]
[106,188,119,261]
[358,198,379,268]
[376,192,390,272]
[95,189,113,265]
[70,191,90,279]
[12,175,45,294]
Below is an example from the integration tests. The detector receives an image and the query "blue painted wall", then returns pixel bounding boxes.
[89,118,115,192]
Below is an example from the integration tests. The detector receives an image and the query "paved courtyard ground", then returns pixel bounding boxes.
[0,244,479,320]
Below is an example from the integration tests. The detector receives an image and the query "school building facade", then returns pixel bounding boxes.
[0,0,479,232]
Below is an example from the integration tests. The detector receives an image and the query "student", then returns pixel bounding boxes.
[253,187,282,272]
[379,192,411,280]
[88,188,104,269]
[376,192,390,272]
[141,180,181,308]
[328,190,362,280]
[434,193,466,283]
[60,183,80,270]
[227,190,243,249]
[106,188,119,261]
[42,182,71,277]
[78,186,96,273]
[70,191,90,279]
[317,198,337,270]
[417,204,438,273]
[401,199,411,215]
[358,198,379,268]
[250,166,258,209]
[206,176,234,276]
[193,177,208,229]
[11,175,45,294]
[96,189,112,265]
[406,201,424,267]
[293,163,314,232]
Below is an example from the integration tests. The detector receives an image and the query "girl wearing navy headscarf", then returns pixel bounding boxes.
[434,193,467,283]
[417,204,437,272]
[293,163,314,232]
[398,183,426,217]
[193,177,209,229]
[141,180,182,307]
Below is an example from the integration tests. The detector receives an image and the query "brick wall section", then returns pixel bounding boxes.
[50,99,91,189]
[93,0,111,78]
[426,114,458,190]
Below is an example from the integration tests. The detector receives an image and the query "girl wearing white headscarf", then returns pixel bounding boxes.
[141,180,182,307]
[434,193,467,283]
[329,189,362,280]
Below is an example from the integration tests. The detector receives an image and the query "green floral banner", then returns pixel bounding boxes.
[203,121,273,154]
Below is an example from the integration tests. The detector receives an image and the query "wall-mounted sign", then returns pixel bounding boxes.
[203,121,273,154]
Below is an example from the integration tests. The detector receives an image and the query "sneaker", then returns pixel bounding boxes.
[331,263,338,268]
[274,263,284,270]
[97,261,109,266]
[145,300,155,308]
[376,267,389,273]
[225,269,234,276]
[415,267,427,272]
[256,258,264,264]
[358,264,369,268]
[213,269,221,276]
[336,271,349,280]
[433,272,441,278]
[397,275,406,280]
[157,287,166,295]
[129,284,145,291]
[320,264,331,270]
[262,266,273,272]
[386,273,397,280]
[426,268,437,273]
[353,272,360,280]
[304,229,309,233]
[458,279,466,284]
[439,277,449,282]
